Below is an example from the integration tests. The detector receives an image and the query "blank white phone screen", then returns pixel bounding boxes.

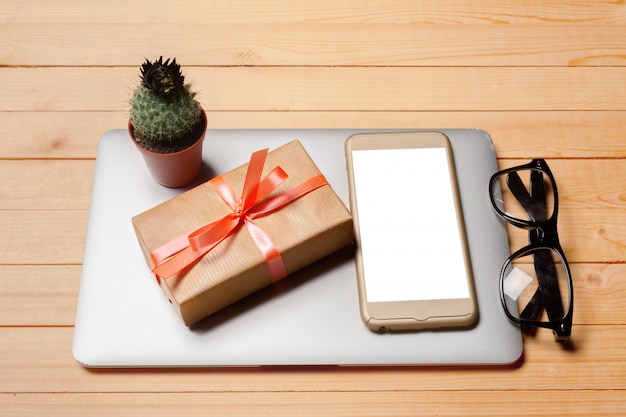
[352,147,470,303]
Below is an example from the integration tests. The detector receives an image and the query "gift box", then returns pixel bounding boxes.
[132,140,353,326]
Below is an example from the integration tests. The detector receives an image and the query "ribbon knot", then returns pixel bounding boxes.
[149,147,329,283]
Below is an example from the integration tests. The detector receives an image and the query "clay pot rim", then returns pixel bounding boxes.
[128,109,207,156]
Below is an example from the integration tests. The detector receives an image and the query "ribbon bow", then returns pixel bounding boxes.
[149,148,329,282]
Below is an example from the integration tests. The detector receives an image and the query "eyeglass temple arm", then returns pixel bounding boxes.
[506,170,547,222]
[533,248,565,322]
[519,287,543,322]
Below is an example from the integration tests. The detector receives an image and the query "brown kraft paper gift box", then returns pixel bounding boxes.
[132,139,353,326]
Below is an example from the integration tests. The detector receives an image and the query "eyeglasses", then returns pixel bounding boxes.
[489,159,573,343]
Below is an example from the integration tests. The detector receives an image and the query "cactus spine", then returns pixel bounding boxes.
[129,57,204,153]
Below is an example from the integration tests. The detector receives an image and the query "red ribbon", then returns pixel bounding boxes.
[149,148,329,282]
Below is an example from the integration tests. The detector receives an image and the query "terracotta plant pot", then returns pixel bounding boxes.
[129,110,207,188]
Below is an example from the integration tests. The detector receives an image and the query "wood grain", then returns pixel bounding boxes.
[2,67,625,112]
[2,23,625,66]
[2,0,625,24]
[0,210,88,264]
[0,266,80,326]
[1,0,624,415]
[2,391,626,417]
[2,111,626,159]
[0,161,94,209]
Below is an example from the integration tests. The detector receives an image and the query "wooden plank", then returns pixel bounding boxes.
[2,23,625,66]
[1,390,625,417]
[0,266,80,326]
[572,264,626,326]
[1,67,625,112]
[2,0,625,24]
[0,210,88,265]
[0,160,94,210]
[0,112,123,159]
[1,326,625,393]
[504,210,626,263]
[2,111,626,159]
[1,264,621,327]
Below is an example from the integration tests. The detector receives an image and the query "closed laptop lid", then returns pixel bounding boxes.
[73,128,523,367]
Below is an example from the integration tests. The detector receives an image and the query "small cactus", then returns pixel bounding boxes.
[129,57,204,153]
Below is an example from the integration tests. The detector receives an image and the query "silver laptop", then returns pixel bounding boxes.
[73,128,523,367]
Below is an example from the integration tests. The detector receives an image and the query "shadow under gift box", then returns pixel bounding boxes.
[132,139,354,326]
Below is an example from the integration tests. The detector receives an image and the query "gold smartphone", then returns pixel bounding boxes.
[345,131,477,331]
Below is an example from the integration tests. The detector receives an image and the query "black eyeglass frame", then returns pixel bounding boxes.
[489,159,573,343]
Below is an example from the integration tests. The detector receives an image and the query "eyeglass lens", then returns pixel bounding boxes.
[491,167,556,223]
[502,247,571,327]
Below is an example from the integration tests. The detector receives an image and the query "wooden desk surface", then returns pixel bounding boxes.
[1,1,625,415]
